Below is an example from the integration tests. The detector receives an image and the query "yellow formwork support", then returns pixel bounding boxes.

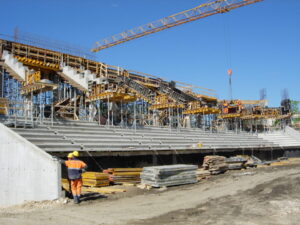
[217,113,241,119]
[26,71,41,85]
[183,107,220,115]
[127,88,153,104]
[196,94,218,102]
[15,56,60,71]
[0,98,8,115]
[149,103,184,110]
[21,83,57,95]
[87,92,137,103]
[135,80,159,88]
[150,94,182,110]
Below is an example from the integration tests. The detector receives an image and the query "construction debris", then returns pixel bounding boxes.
[233,172,256,177]
[251,155,273,166]
[225,156,247,170]
[141,164,198,187]
[82,187,126,194]
[137,183,152,190]
[237,155,256,168]
[158,186,168,191]
[104,168,142,184]
[202,155,228,175]
[121,183,137,187]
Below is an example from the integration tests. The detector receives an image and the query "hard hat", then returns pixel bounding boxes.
[67,153,73,158]
[73,151,79,157]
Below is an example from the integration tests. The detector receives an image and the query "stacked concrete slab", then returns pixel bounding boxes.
[141,164,198,187]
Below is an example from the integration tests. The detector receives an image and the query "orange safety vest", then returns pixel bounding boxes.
[65,159,87,180]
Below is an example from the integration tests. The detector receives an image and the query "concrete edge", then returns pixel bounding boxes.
[0,123,62,206]
[0,123,57,161]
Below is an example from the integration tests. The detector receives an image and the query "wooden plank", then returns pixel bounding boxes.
[110,168,143,172]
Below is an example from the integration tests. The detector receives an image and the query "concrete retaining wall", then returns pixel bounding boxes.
[0,123,61,207]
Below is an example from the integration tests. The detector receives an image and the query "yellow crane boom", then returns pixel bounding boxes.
[92,0,263,52]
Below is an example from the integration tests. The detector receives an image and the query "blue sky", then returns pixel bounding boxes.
[1,0,299,106]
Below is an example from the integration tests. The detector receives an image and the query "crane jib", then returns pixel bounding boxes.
[91,0,263,52]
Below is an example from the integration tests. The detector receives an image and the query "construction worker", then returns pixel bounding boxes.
[65,151,87,204]
[73,151,79,157]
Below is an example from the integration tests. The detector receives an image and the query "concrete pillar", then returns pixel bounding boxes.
[172,153,177,164]
[152,154,158,166]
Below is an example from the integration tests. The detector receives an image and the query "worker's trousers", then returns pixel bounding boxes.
[70,178,82,196]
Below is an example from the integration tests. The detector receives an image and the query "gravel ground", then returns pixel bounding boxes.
[1,163,300,225]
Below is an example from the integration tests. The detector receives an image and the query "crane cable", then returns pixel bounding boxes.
[84,150,104,170]
[221,13,233,100]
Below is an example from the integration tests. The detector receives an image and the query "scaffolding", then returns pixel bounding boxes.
[0,38,292,133]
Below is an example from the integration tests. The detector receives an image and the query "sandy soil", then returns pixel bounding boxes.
[1,164,300,225]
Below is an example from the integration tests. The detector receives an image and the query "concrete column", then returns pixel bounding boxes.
[152,154,158,166]
[172,153,177,164]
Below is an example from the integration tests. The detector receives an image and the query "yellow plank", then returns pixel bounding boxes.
[81,187,115,194]
[15,56,60,71]
[110,168,143,172]
[82,172,109,179]
[183,107,220,115]
[82,179,110,185]
[96,187,126,193]
[113,172,141,176]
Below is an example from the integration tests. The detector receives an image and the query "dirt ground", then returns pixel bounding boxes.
[1,163,300,225]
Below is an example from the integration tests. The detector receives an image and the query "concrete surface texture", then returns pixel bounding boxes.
[258,128,300,147]
[0,123,61,207]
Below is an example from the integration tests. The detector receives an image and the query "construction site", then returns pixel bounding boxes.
[0,0,300,224]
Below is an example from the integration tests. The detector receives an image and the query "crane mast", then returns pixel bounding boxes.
[92,0,263,52]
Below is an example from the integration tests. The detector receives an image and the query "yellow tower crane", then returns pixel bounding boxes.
[91,0,263,52]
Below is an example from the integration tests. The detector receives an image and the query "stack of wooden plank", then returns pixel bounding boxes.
[141,164,198,187]
[196,168,211,180]
[82,172,110,187]
[82,186,126,194]
[104,168,142,184]
[202,155,228,175]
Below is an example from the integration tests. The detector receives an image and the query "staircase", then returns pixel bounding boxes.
[117,75,155,103]
[58,66,106,92]
[0,50,27,81]
[58,67,88,92]
[54,96,80,120]
[158,82,197,104]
